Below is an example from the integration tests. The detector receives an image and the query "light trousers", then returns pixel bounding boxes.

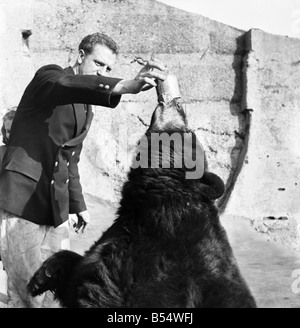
[0,209,70,308]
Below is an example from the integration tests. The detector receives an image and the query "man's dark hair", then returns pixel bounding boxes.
[78,33,119,55]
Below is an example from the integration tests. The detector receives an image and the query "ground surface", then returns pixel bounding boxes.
[1,194,300,308]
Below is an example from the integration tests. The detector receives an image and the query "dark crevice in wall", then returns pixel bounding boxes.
[264,216,289,221]
[22,29,32,48]
[22,29,32,58]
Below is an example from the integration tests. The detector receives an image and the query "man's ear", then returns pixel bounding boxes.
[199,172,225,200]
[78,49,85,64]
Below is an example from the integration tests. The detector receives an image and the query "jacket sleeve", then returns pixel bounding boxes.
[68,143,87,214]
[30,65,122,108]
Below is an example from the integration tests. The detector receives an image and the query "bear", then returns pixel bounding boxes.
[27,97,257,308]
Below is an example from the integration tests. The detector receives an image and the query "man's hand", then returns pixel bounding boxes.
[133,56,167,92]
[71,210,90,234]
[112,56,166,95]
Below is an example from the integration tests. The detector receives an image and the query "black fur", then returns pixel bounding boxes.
[27,99,256,308]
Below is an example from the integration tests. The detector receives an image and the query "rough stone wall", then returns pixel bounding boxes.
[1,0,244,202]
[1,0,299,250]
[0,0,35,110]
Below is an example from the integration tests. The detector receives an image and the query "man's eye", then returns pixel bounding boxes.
[95,61,104,67]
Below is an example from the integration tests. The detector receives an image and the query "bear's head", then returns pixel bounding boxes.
[129,96,225,201]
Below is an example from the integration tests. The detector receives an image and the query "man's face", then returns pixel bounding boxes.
[78,44,117,76]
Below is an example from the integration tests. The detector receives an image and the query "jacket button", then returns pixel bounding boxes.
[51,180,55,185]
[65,179,69,184]
[72,151,75,156]
[105,85,109,90]
[99,84,104,88]
[67,162,70,167]
[55,161,58,167]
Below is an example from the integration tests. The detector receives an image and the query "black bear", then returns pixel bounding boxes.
[27,97,256,308]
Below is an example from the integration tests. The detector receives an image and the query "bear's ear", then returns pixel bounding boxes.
[198,172,225,200]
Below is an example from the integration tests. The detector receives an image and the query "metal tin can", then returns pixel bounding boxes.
[156,74,181,103]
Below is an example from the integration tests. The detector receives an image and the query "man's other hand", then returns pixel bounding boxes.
[71,210,90,234]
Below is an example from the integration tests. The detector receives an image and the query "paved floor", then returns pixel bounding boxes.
[1,194,300,308]
[221,214,300,308]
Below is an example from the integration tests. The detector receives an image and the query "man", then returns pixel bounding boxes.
[0,32,166,307]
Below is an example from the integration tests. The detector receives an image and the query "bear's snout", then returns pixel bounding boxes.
[149,98,188,132]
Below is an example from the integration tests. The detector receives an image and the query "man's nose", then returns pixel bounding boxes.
[97,67,108,77]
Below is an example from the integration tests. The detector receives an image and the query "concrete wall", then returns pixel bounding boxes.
[1,0,246,201]
[0,0,35,110]
[1,0,300,251]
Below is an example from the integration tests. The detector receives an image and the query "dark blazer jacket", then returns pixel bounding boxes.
[0,65,122,227]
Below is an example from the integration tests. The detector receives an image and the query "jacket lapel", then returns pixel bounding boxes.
[63,105,94,147]
[64,67,87,137]
[73,103,86,136]
[62,67,94,147]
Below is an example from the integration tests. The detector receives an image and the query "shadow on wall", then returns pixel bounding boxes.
[217,33,251,212]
